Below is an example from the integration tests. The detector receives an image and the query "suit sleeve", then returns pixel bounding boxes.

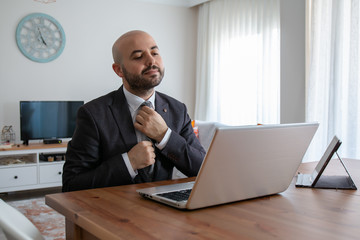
[160,106,206,177]
[62,106,133,192]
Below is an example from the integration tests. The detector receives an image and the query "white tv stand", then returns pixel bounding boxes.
[0,143,67,193]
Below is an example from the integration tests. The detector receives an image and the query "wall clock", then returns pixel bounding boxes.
[16,13,66,63]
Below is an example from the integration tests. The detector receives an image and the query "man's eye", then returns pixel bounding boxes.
[133,55,142,60]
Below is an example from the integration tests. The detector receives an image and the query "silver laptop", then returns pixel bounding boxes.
[137,123,319,210]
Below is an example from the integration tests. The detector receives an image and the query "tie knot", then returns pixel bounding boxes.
[141,101,153,109]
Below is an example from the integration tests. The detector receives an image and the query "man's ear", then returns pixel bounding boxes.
[112,63,123,78]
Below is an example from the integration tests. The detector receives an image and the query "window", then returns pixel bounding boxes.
[195,0,280,126]
[306,0,360,161]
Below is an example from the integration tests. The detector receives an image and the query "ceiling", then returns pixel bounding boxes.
[135,0,210,7]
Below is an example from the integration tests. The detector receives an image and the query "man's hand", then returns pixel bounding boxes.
[128,141,155,170]
[134,106,168,143]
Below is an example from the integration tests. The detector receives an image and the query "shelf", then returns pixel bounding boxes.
[39,152,66,162]
[39,160,65,165]
[0,142,68,152]
[0,143,67,193]
[0,154,37,166]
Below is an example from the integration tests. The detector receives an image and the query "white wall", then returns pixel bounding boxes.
[1,0,307,143]
[280,0,306,123]
[0,0,198,143]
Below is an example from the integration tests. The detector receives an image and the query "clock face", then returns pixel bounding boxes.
[16,13,66,63]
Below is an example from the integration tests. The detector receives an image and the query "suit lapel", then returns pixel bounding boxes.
[155,93,169,125]
[109,88,169,152]
[109,88,172,182]
[109,86,138,150]
[153,93,171,180]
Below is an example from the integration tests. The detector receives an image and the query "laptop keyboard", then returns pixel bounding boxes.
[296,173,312,186]
[157,189,192,202]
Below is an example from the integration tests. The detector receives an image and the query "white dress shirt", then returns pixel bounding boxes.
[122,87,172,179]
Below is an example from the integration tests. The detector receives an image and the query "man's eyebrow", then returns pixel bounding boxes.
[130,46,159,57]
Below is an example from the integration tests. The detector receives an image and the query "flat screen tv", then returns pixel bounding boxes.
[20,101,84,145]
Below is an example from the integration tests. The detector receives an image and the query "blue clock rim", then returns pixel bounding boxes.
[16,13,66,63]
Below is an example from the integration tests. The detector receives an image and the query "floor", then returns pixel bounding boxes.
[0,187,65,240]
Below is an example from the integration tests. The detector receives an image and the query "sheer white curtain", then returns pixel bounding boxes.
[306,0,360,161]
[195,0,280,126]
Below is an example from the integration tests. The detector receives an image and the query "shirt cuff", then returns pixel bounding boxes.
[122,152,138,179]
[155,128,172,150]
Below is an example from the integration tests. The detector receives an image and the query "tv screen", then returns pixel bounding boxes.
[20,101,83,143]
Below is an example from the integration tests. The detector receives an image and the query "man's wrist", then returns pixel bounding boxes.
[155,128,172,150]
[122,152,138,179]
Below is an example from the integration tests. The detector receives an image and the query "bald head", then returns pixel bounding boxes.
[111,30,164,98]
[112,30,155,64]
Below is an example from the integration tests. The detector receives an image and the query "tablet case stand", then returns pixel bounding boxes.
[296,136,357,190]
[313,152,357,189]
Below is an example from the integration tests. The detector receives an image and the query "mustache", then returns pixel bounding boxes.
[141,65,161,75]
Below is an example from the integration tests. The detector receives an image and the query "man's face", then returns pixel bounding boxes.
[117,33,165,92]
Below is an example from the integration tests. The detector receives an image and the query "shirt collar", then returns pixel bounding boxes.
[123,86,156,112]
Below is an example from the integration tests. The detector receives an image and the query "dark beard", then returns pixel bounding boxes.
[122,65,164,92]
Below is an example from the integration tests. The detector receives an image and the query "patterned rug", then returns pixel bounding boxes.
[7,197,65,240]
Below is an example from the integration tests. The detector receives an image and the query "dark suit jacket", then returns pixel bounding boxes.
[62,86,206,192]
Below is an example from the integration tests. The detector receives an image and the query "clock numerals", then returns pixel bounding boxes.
[16,13,66,63]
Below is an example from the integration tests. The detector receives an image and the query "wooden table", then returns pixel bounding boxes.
[46,159,360,240]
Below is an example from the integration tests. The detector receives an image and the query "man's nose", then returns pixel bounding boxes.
[144,53,156,66]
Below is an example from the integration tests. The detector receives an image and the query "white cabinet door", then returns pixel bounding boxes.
[0,166,37,188]
[39,163,64,184]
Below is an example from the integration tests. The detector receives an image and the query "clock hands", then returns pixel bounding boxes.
[37,27,47,46]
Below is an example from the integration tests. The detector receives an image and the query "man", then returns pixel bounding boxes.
[62,30,206,192]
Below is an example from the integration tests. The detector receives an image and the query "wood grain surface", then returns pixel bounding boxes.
[46,159,360,240]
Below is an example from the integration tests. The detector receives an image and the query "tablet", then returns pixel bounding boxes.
[296,136,357,190]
